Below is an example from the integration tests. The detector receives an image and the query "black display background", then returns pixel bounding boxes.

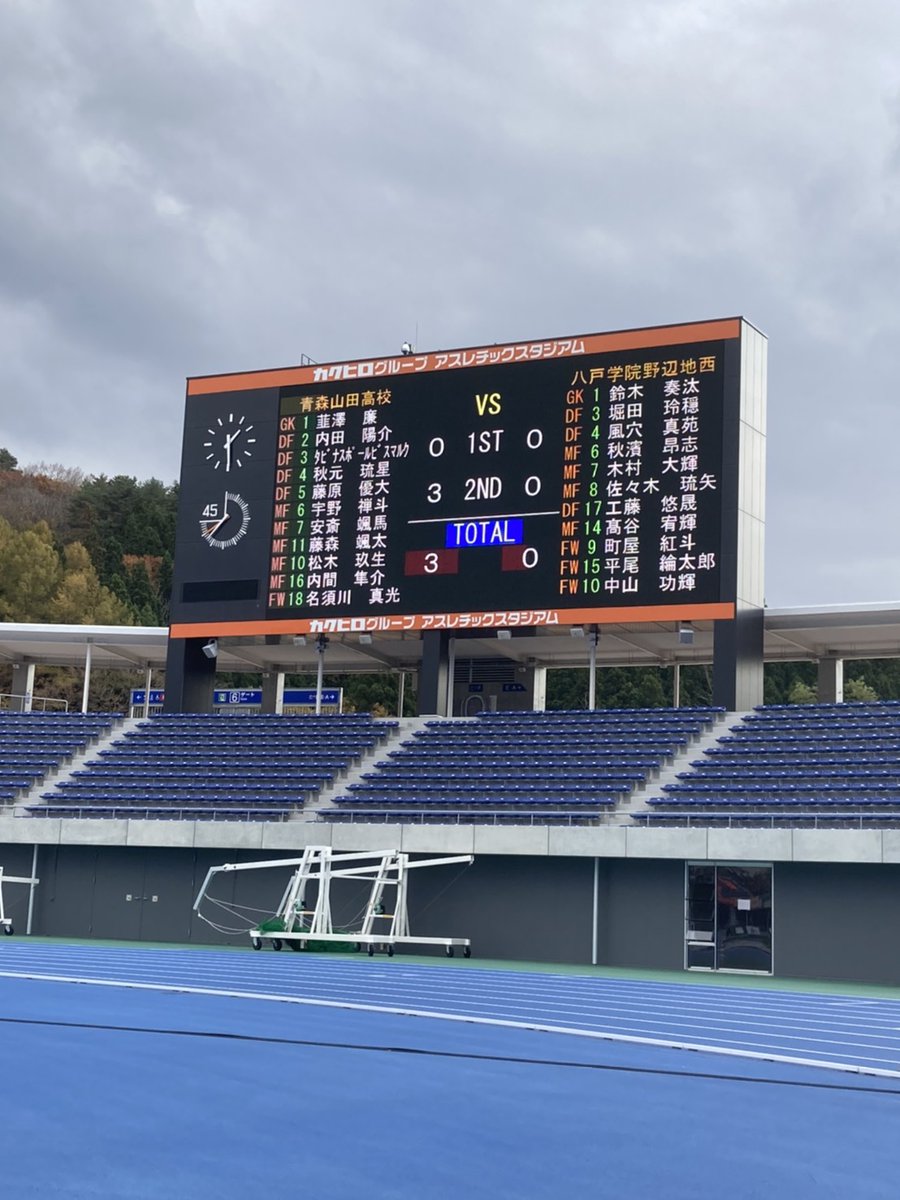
[170,386,277,624]
[271,341,730,620]
[171,337,737,629]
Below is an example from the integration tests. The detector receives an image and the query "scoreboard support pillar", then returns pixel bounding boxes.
[817,656,844,704]
[8,661,35,713]
[418,631,451,716]
[712,606,764,711]
[162,637,216,714]
[261,670,285,715]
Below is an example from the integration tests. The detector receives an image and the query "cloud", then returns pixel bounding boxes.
[2,0,900,604]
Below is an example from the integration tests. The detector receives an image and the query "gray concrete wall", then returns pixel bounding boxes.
[14,845,306,944]
[5,815,899,865]
[408,855,594,963]
[774,862,900,987]
[5,843,900,986]
[602,859,686,971]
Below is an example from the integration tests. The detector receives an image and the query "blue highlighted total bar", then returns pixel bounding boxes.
[445,518,524,548]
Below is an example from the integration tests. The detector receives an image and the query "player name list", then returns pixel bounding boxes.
[265,346,725,623]
[268,389,409,614]
[560,351,722,605]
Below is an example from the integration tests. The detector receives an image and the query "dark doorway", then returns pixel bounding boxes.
[685,863,772,973]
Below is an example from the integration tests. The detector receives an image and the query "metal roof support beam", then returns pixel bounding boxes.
[142,663,153,719]
[81,642,92,714]
[602,629,666,660]
[345,638,396,669]
[588,628,599,711]
[95,643,152,669]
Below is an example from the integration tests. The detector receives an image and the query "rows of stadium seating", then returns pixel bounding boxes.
[9,703,900,827]
[27,713,397,822]
[323,707,725,825]
[640,702,900,826]
[0,712,120,801]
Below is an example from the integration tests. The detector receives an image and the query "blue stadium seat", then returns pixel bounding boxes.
[318,707,726,825]
[0,712,121,801]
[29,712,397,821]
[638,702,900,825]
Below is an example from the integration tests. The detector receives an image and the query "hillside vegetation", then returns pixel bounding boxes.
[0,447,895,711]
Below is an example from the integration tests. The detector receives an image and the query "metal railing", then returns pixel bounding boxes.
[630,811,900,829]
[0,693,69,712]
[321,808,900,830]
[317,809,602,827]
[15,804,292,823]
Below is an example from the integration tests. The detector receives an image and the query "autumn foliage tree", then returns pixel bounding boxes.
[0,454,178,626]
[2,446,900,711]
[0,519,131,625]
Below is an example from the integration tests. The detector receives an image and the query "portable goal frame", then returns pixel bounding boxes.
[0,866,40,936]
[193,846,474,957]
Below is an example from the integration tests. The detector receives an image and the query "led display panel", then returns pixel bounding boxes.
[170,319,745,637]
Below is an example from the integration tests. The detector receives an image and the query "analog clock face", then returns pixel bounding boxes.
[199,492,251,549]
[203,413,256,472]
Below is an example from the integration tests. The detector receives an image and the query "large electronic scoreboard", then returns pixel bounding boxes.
[170,318,760,640]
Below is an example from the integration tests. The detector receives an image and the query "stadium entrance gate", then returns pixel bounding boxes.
[685,863,773,973]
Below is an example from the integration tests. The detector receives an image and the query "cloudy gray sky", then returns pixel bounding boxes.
[1,0,899,607]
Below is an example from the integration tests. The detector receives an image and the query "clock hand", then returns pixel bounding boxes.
[202,496,234,541]
[224,429,242,471]
[202,509,233,540]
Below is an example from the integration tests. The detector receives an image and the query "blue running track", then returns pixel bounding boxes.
[0,943,898,1199]
[1,941,899,1076]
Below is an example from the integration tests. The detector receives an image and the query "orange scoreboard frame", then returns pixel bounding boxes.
[170,318,750,640]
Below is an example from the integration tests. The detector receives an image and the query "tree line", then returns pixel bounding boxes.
[0,446,896,711]
[0,451,175,626]
[0,451,176,709]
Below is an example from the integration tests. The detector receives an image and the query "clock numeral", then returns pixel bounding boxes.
[198,491,251,549]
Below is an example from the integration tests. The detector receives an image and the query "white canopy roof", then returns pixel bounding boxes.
[3,603,900,675]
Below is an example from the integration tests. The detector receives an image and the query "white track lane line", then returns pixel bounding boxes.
[3,946,894,1017]
[8,958,898,1052]
[7,945,900,1012]
[1,967,900,1081]
[11,950,896,1030]
[4,947,900,1057]
[1,948,895,1024]
[1,950,900,1075]
[5,945,891,1015]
